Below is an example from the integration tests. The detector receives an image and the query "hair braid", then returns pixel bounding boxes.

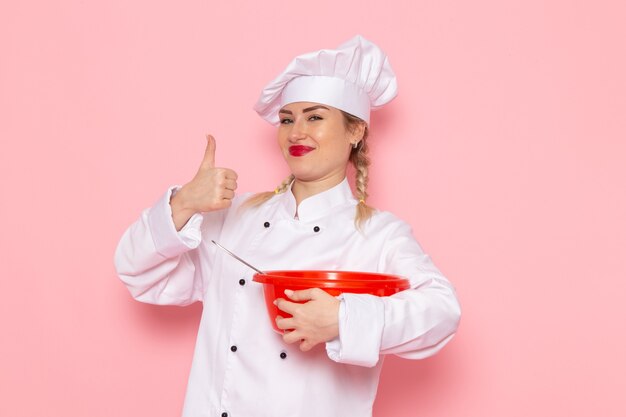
[349,135,375,229]
[240,174,294,211]
[274,174,295,194]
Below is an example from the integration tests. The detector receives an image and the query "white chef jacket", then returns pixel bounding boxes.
[114,177,461,417]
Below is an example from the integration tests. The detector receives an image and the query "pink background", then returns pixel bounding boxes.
[1,1,625,416]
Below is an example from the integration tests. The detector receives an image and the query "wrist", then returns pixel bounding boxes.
[170,187,196,215]
[324,297,341,341]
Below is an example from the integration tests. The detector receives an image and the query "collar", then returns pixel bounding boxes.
[280,177,356,222]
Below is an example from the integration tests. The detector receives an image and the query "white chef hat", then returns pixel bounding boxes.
[253,34,398,126]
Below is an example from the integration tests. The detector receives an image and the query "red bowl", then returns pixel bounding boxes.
[253,270,410,333]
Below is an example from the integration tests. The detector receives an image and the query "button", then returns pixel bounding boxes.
[221,413,228,417]
[313,226,320,232]
[239,279,246,286]
[280,351,287,359]
[264,221,270,228]
[230,345,237,352]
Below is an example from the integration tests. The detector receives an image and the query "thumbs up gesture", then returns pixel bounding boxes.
[171,134,238,224]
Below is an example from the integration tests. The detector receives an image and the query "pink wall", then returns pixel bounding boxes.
[1,1,625,416]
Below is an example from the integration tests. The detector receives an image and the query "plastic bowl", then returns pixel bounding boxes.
[253,270,410,333]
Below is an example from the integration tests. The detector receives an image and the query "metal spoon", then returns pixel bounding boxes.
[211,240,266,275]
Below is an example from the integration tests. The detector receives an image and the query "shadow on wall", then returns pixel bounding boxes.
[126,301,204,338]
[369,104,399,142]
[374,343,465,414]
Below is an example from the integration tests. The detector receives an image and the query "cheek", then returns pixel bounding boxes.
[318,125,349,147]
[319,140,351,166]
[277,132,288,150]
[322,130,350,153]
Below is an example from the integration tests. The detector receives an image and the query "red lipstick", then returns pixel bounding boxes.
[289,145,315,157]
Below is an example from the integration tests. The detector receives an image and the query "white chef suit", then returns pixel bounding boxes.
[114,177,461,417]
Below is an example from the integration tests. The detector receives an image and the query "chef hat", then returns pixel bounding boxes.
[253,34,398,126]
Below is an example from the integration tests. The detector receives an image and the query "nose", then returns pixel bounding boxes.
[287,117,307,143]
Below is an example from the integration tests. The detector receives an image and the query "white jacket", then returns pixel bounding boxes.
[114,177,461,417]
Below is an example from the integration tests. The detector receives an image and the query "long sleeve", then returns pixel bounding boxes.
[113,185,225,306]
[326,220,461,367]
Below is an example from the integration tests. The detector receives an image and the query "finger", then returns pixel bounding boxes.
[285,288,322,302]
[275,315,295,330]
[300,340,316,352]
[274,298,300,316]
[221,189,235,200]
[223,168,238,180]
[282,330,303,345]
[223,178,238,191]
[202,134,216,169]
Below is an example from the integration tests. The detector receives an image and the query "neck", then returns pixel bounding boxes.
[291,173,346,207]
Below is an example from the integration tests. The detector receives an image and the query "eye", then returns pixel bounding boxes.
[308,115,322,121]
[280,118,293,124]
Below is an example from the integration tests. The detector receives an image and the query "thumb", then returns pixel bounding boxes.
[201,134,216,169]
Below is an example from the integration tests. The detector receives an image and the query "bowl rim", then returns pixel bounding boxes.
[252,270,410,288]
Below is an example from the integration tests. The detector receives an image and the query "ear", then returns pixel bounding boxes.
[348,121,367,142]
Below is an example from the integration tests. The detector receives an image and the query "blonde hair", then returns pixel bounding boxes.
[241,110,375,229]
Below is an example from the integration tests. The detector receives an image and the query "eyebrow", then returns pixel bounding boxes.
[278,105,330,115]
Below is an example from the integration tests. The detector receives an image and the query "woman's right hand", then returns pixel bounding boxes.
[170,134,238,230]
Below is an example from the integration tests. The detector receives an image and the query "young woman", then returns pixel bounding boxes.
[114,35,461,417]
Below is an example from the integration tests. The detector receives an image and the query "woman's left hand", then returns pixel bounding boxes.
[274,289,340,352]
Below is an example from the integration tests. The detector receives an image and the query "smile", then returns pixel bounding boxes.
[288,145,315,157]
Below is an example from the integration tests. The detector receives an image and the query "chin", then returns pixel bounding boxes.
[291,171,320,182]
[288,166,324,182]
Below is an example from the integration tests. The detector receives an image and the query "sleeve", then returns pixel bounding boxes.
[113,185,227,306]
[326,220,461,367]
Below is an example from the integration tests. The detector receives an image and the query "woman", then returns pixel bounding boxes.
[114,35,461,417]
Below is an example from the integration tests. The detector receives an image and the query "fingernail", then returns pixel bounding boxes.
[273,299,278,305]
[284,289,294,296]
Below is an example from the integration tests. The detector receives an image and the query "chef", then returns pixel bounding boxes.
[114,34,461,417]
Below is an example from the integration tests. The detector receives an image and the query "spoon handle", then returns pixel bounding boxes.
[211,240,266,275]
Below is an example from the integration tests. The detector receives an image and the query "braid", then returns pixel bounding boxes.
[240,174,294,210]
[354,141,370,203]
[274,174,295,194]
[350,135,375,230]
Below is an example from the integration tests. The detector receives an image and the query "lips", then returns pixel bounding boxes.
[288,145,315,157]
